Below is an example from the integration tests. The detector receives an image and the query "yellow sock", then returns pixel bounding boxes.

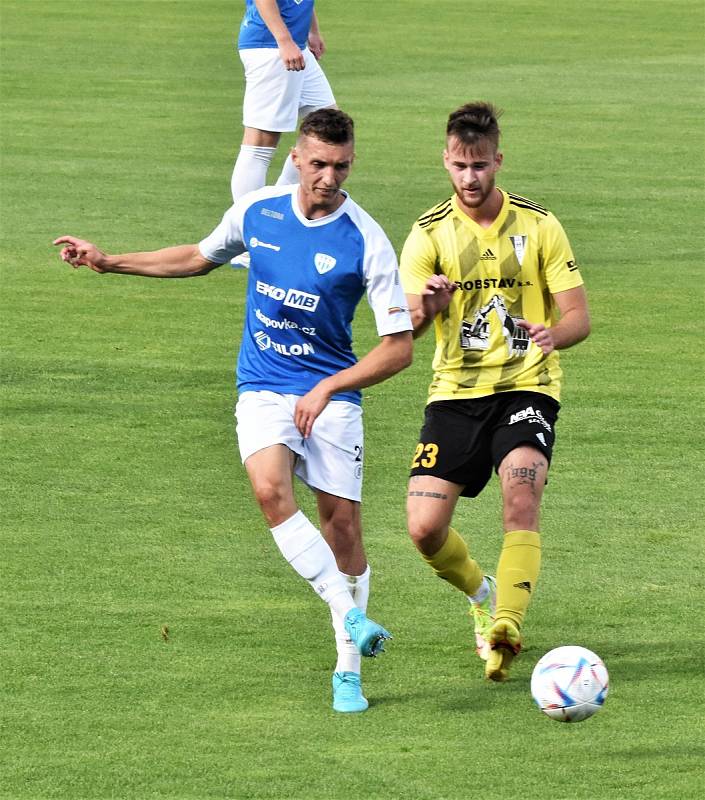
[495,529,541,629]
[422,526,483,596]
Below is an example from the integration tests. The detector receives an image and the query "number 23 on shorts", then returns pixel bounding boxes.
[411,442,439,469]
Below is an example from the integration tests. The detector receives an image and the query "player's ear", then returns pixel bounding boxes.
[495,151,503,170]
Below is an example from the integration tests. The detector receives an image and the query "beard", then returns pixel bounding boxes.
[454,178,495,209]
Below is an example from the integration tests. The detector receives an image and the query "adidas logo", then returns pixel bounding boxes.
[480,248,496,260]
[513,581,532,593]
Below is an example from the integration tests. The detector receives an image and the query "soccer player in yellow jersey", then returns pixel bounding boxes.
[400,101,591,681]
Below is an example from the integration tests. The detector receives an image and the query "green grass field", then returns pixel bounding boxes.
[2,1,704,797]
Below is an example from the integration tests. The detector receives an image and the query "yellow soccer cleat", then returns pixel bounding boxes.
[468,575,497,661]
[485,618,522,682]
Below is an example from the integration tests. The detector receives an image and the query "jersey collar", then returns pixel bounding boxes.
[291,187,351,227]
[451,189,509,237]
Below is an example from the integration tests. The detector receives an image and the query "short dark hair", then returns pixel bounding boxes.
[446,101,502,150]
[299,108,354,145]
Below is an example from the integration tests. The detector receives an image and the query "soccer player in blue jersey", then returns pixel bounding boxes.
[54,109,413,713]
[232,0,336,204]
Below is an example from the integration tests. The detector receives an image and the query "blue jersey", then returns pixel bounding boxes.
[238,0,315,50]
[199,185,412,405]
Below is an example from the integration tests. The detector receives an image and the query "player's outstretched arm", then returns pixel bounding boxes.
[53,236,219,278]
[406,275,457,339]
[517,286,591,355]
[294,331,413,438]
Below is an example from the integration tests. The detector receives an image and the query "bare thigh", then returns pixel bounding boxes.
[244,444,297,526]
[497,445,549,532]
[406,475,464,556]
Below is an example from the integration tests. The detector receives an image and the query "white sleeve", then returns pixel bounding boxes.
[362,226,413,336]
[198,201,247,264]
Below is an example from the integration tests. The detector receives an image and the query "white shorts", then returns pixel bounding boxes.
[235,390,363,501]
[240,47,336,132]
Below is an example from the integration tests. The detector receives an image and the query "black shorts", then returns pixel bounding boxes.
[409,391,560,497]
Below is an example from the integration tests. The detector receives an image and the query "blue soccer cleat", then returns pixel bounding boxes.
[344,607,392,657]
[332,671,369,713]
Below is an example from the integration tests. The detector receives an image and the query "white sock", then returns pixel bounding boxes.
[270,511,355,619]
[275,153,300,186]
[231,145,276,203]
[467,576,490,604]
[331,565,370,674]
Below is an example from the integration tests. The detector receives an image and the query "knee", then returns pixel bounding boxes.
[407,514,442,549]
[251,479,291,524]
[503,491,539,530]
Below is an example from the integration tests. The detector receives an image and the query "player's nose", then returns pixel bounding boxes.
[321,168,337,186]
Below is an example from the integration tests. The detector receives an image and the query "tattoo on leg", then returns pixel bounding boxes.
[511,465,537,482]
[503,460,546,494]
[408,490,448,499]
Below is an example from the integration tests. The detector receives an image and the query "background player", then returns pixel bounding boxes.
[54,109,413,712]
[400,101,590,682]
[231,0,336,269]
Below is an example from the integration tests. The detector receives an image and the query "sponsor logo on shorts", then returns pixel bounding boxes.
[508,406,552,432]
[388,306,407,315]
[249,236,280,252]
[254,330,315,357]
[536,432,547,446]
[314,252,337,274]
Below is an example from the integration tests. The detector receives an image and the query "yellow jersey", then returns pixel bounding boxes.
[400,189,584,403]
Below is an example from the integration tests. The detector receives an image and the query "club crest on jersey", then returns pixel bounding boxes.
[509,235,527,265]
[314,252,336,274]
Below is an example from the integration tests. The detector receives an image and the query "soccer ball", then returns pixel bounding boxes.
[530,645,609,722]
